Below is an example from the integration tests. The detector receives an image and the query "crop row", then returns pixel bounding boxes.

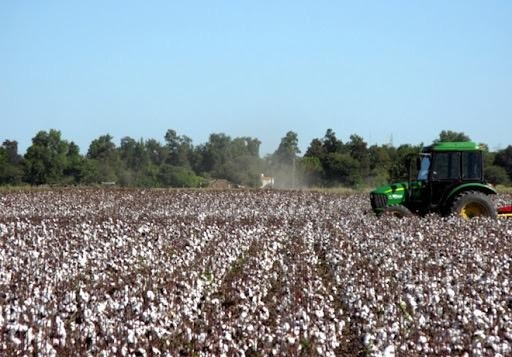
[1,189,511,355]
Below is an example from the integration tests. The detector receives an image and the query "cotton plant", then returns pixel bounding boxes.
[0,189,511,355]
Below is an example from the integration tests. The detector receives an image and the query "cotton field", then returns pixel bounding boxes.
[1,189,511,356]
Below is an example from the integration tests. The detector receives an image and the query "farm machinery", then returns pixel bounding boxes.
[370,141,512,219]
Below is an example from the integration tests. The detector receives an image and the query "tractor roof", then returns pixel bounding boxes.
[423,141,482,153]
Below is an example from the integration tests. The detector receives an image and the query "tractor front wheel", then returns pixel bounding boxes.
[450,191,497,219]
[379,205,412,218]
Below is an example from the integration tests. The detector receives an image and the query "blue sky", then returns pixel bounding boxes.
[1,1,511,155]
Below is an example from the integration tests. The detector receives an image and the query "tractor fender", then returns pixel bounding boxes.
[446,183,497,203]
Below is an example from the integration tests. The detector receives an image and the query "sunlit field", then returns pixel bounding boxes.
[1,189,511,355]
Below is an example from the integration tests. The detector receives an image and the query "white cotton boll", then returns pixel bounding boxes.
[78,254,87,267]
[315,309,324,319]
[260,306,269,321]
[406,294,417,312]
[363,333,374,346]
[474,330,485,339]
[473,309,485,319]
[265,334,274,344]
[26,327,34,345]
[56,316,66,338]
[2,271,11,283]
[287,336,296,344]
[0,223,7,236]
[383,344,395,357]
[42,342,57,357]
[10,334,22,345]
[97,301,107,314]
[127,329,136,344]
[84,308,93,320]
[198,332,207,344]
[446,287,455,300]
[79,289,90,303]
[146,290,155,301]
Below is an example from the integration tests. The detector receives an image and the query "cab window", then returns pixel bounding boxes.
[417,155,431,181]
[432,152,460,180]
[462,152,482,180]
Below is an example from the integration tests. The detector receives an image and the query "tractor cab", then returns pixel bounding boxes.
[371,142,497,218]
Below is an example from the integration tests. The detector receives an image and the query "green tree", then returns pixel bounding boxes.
[436,130,471,143]
[273,131,300,166]
[494,145,512,181]
[304,138,326,160]
[196,133,232,174]
[324,152,360,186]
[24,130,70,185]
[388,144,421,181]
[485,165,510,185]
[195,134,263,187]
[270,131,301,187]
[305,130,368,186]
[368,144,393,185]
[347,134,370,180]
[222,137,263,187]
[119,137,149,172]
[0,140,24,185]
[2,140,22,165]
[62,142,87,184]
[245,137,261,157]
[164,129,194,168]
[145,138,167,166]
[158,164,204,187]
[322,129,344,154]
[87,134,120,183]
[87,134,117,160]
[298,156,323,186]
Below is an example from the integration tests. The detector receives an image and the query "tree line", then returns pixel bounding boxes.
[0,129,511,188]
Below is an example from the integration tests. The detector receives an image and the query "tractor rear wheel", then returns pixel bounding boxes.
[380,205,412,218]
[450,191,497,219]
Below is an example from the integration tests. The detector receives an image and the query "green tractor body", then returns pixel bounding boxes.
[370,142,497,218]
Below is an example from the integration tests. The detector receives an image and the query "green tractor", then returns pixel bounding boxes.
[370,142,498,219]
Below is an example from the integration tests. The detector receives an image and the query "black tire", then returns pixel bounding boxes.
[450,191,497,219]
[379,205,412,218]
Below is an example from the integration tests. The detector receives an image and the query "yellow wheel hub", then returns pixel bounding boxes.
[460,202,486,219]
